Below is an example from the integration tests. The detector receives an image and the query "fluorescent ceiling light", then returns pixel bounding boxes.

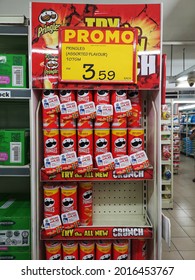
[0,16,26,25]
[178,104,195,111]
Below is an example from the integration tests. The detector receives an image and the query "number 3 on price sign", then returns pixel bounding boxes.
[59,27,138,84]
[82,64,115,81]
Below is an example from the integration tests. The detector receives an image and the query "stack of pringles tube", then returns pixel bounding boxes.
[41,89,150,258]
[42,89,150,176]
[45,239,148,260]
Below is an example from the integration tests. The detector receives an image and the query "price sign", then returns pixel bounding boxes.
[59,27,137,84]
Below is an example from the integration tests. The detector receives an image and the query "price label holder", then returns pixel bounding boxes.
[59,27,138,84]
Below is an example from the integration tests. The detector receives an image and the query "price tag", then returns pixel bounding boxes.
[59,27,137,84]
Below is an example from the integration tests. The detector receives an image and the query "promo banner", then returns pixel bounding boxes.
[31,2,161,89]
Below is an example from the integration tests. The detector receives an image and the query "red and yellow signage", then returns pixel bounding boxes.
[59,27,137,84]
[31,2,161,89]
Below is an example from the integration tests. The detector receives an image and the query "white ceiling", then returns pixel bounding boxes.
[0,0,195,42]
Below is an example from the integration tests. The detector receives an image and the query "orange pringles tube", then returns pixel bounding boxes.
[96,240,112,260]
[113,240,129,260]
[62,241,79,260]
[45,241,62,260]
[78,182,93,226]
[79,241,95,260]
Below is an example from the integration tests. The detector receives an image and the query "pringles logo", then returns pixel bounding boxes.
[37,9,60,38]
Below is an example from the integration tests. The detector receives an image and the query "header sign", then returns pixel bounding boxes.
[59,27,137,84]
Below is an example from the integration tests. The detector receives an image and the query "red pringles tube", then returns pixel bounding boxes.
[45,241,62,260]
[43,184,60,218]
[111,90,127,103]
[62,241,79,260]
[60,128,77,154]
[43,53,59,89]
[59,90,75,103]
[127,128,144,155]
[79,241,95,260]
[94,122,110,163]
[77,90,93,104]
[96,240,112,260]
[43,129,60,157]
[111,128,127,158]
[113,240,129,260]
[78,182,93,226]
[61,183,78,214]
[42,110,59,129]
[131,239,147,260]
[94,90,110,105]
[77,122,93,157]
[127,103,142,128]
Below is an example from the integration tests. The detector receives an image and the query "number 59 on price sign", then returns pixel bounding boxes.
[59,27,138,84]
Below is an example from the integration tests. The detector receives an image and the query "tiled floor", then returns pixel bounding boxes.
[162,154,195,260]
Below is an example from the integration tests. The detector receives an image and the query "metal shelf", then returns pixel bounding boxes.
[0,89,31,99]
[0,25,28,35]
[0,165,30,176]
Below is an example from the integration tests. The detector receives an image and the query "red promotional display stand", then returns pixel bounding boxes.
[30,2,162,260]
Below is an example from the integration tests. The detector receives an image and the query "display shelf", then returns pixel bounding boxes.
[40,167,154,182]
[0,25,28,35]
[0,165,30,176]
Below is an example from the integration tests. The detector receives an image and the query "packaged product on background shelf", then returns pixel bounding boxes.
[162,165,171,180]
[78,182,93,226]
[61,183,78,213]
[129,150,150,170]
[96,240,112,260]
[0,54,27,88]
[113,240,129,260]
[45,241,62,260]
[114,155,132,175]
[77,90,93,105]
[43,129,60,157]
[162,144,171,160]
[95,152,115,172]
[59,90,75,103]
[94,90,110,105]
[131,239,147,260]
[60,101,79,120]
[43,184,60,218]
[78,102,96,120]
[161,104,171,120]
[79,241,95,260]
[113,99,132,119]
[111,128,127,158]
[0,129,30,166]
[95,104,113,122]
[62,241,79,260]
[127,128,144,155]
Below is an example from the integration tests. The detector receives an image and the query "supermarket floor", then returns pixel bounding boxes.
[162,154,195,260]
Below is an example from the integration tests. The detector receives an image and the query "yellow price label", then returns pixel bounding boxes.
[59,27,137,84]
